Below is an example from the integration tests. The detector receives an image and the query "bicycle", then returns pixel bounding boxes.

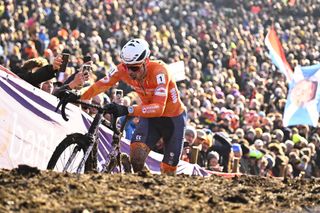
[47,91,131,174]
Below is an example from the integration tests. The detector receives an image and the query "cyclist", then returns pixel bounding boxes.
[80,38,187,175]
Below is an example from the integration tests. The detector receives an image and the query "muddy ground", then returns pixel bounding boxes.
[0,165,320,212]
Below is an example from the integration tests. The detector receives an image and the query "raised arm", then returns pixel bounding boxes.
[81,66,120,100]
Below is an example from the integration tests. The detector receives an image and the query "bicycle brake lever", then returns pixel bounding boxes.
[55,99,63,112]
[61,100,69,121]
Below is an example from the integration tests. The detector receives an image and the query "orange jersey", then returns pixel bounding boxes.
[81,60,186,117]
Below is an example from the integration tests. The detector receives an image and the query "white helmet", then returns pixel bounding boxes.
[120,39,150,65]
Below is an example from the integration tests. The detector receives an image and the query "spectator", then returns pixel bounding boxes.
[207,151,222,172]
[193,129,207,148]
[181,142,191,163]
[12,56,62,88]
[197,129,213,167]
[184,125,197,146]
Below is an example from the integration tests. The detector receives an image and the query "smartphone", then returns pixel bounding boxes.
[82,64,91,80]
[82,64,91,73]
[59,53,69,72]
[115,89,123,98]
[58,72,65,82]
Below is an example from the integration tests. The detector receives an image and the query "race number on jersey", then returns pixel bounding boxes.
[156,73,166,84]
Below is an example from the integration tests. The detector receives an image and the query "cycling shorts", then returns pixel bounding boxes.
[131,111,187,167]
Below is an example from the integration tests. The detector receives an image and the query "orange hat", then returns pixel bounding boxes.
[71,29,80,39]
[249,65,256,72]
[49,37,59,49]
[58,28,69,39]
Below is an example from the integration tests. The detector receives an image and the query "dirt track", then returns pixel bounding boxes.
[0,165,320,212]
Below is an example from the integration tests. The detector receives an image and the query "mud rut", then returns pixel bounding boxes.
[0,165,320,212]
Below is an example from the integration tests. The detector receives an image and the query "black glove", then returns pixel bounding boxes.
[107,102,129,117]
[65,91,81,102]
[54,86,80,102]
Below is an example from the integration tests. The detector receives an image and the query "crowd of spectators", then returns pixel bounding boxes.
[1,0,320,178]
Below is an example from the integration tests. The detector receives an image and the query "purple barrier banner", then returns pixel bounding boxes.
[0,70,209,176]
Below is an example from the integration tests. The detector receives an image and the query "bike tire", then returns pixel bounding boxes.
[47,133,88,173]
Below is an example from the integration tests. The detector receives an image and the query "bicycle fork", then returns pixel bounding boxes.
[100,143,120,173]
[76,141,96,173]
[63,145,83,173]
[62,138,96,173]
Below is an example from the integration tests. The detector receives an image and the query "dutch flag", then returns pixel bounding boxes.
[264,26,293,82]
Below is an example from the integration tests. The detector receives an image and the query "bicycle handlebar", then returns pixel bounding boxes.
[73,100,104,111]
[73,100,120,134]
[55,96,115,121]
[54,91,129,138]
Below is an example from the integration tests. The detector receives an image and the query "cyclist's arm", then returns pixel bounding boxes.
[131,73,169,117]
[81,66,120,100]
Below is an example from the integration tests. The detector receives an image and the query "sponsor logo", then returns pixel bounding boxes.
[142,105,160,114]
[168,152,175,165]
[142,107,147,114]
[154,86,167,96]
[100,75,110,83]
[100,67,118,83]
[170,88,178,103]
[108,66,118,76]
[135,134,142,141]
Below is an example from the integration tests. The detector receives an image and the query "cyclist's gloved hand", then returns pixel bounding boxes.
[54,85,71,99]
[107,102,129,117]
[55,87,80,102]
[65,91,81,102]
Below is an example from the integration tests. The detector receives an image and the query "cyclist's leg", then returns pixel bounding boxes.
[161,111,187,175]
[130,117,160,172]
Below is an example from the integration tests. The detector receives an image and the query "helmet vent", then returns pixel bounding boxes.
[136,50,146,62]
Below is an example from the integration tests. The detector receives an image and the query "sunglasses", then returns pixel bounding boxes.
[126,64,143,72]
[82,106,89,110]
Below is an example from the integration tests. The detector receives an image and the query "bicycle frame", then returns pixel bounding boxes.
[76,103,105,173]
[100,116,128,173]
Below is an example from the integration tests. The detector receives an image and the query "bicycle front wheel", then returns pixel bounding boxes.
[47,133,88,173]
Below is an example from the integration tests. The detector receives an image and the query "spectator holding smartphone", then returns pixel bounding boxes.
[53,56,91,96]
[12,55,63,88]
